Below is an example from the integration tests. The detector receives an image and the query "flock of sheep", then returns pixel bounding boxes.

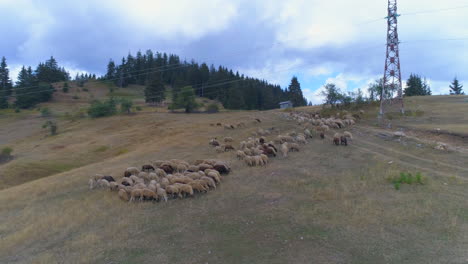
[88,159,231,203]
[282,110,357,146]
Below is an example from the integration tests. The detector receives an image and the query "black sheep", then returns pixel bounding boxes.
[142,164,155,172]
[340,136,348,146]
[102,176,115,182]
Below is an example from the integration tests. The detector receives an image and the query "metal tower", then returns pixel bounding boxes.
[380,0,404,115]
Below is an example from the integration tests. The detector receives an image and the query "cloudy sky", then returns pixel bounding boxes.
[1,0,467,103]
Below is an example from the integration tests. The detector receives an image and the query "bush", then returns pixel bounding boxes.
[206,103,219,113]
[119,98,133,114]
[1,147,13,156]
[62,87,69,93]
[41,107,51,117]
[42,120,58,136]
[15,108,20,113]
[88,98,117,118]
[390,172,424,190]
[135,106,142,111]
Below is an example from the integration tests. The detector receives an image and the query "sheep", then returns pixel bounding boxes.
[88,178,97,190]
[262,146,276,157]
[133,183,147,190]
[109,182,119,191]
[189,181,208,193]
[124,171,132,178]
[215,146,224,153]
[138,172,150,182]
[166,185,182,199]
[295,135,307,145]
[209,138,220,147]
[260,154,268,165]
[154,168,167,178]
[333,133,340,146]
[304,129,313,139]
[281,143,289,157]
[343,131,353,139]
[223,144,235,152]
[255,118,261,123]
[201,176,217,189]
[101,176,115,182]
[174,183,194,197]
[156,187,168,202]
[206,171,221,184]
[244,156,255,166]
[187,165,199,172]
[120,177,133,186]
[340,136,348,146]
[289,143,300,152]
[91,174,104,181]
[176,163,188,173]
[216,123,222,126]
[159,164,174,174]
[320,132,325,140]
[142,189,158,201]
[118,189,130,201]
[160,178,170,189]
[198,163,214,171]
[224,137,234,143]
[141,164,155,172]
[239,141,247,150]
[224,124,234,130]
[153,160,166,167]
[148,172,158,181]
[186,172,203,180]
[213,162,230,174]
[236,150,247,160]
[252,155,263,166]
[97,179,110,189]
[125,167,140,176]
[129,189,144,202]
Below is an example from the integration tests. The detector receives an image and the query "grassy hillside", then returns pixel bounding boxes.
[0,94,467,263]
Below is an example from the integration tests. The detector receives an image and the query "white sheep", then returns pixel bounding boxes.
[281,143,289,157]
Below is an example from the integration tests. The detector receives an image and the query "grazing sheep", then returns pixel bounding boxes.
[187,165,199,172]
[124,171,132,178]
[120,177,133,186]
[142,189,158,201]
[91,174,104,181]
[97,179,110,189]
[175,183,194,197]
[142,164,155,172]
[198,163,213,171]
[160,178,170,189]
[166,185,182,199]
[118,189,130,201]
[289,143,300,152]
[343,131,353,139]
[216,123,222,126]
[88,178,96,189]
[320,132,325,140]
[129,189,144,202]
[160,164,174,174]
[224,124,234,130]
[186,172,203,180]
[224,137,234,143]
[340,136,348,146]
[304,129,313,139]
[223,144,235,152]
[215,146,224,153]
[138,172,150,182]
[157,187,168,202]
[109,182,119,191]
[209,138,220,147]
[189,181,208,193]
[295,135,307,145]
[206,171,221,184]
[237,150,247,160]
[260,154,268,165]
[244,156,255,166]
[255,118,261,123]
[201,176,216,189]
[281,143,289,157]
[333,133,340,146]
[126,167,140,176]
[213,162,230,174]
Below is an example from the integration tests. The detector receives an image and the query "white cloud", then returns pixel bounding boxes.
[236,58,305,86]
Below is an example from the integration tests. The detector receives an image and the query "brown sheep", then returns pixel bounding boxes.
[223,144,235,152]
[320,132,325,139]
[166,185,182,199]
[340,136,348,146]
[141,164,155,172]
[198,163,214,171]
[289,143,300,152]
[201,176,216,189]
[260,154,268,165]
[118,189,130,201]
[333,133,340,146]
[175,183,194,197]
[160,178,170,189]
[124,171,132,178]
[209,138,220,147]
[109,182,119,191]
[187,165,199,172]
[224,137,234,143]
[157,187,168,202]
[213,162,230,174]
[129,189,144,202]
[216,123,222,126]
[142,189,158,201]
[160,164,174,174]
[343,131,353,139]
[236,150,247,160]
[189,181,208,193]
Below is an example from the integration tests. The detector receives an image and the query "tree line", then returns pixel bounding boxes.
[105,50,308,110]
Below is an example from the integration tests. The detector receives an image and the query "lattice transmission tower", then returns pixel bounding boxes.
[380,0,404,116]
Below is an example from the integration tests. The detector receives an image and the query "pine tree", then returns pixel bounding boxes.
[287,76,306,107]
[404,74,431,96]
[106,59,116,80]
[0,57,12,108]
[449,77,464,95]
[171,86,198,113]
[145,76,166,105]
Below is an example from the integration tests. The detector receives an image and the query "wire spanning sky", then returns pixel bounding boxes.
[1,0,467,104]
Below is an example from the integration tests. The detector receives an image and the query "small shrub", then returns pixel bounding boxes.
[62,82,69,93]
[94,145,109,152]
[1,147,13,156]
[88,98,117,118]
[135,106,142,111]
[206,103,219,113]
[15,108,20,113]
[119,98,133,114]
[42,120,58,136]
[390,172,424,190]
[41,107,51,117]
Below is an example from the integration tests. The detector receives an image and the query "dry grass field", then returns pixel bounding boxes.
[0,84,467,264]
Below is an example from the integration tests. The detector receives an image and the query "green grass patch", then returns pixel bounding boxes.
[389,172,424,190]
[115,148,129,156]
[93,145,109,153]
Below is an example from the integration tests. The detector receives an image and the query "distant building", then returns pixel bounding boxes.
[279,101,293,109]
